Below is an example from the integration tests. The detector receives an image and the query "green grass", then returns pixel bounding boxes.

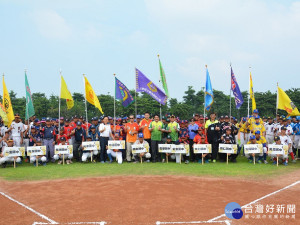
[1,156,300,181]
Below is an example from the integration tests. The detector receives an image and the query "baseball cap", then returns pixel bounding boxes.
[242,117,247,122]
[255,130,261,134]
[249,135,256,140]
[138,133,144,138]
[86,135,92,139]
[281,126,287,130]
[220,116,224,119]
[65,118,70,122]
[60,117,64,120]
[136,115,141,119]
[253,109,259,113]
[76,121,82,126]
[15,113,20,118]
[79,116,83,119]
[225,136,231,141]
[73,115,78,118]
[274,136,280,141]
[46,117,51,122]
[34,119,39,122]
[90,125,96,129]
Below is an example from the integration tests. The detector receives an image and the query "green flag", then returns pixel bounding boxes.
[159,58,169,98]
[25,72,35,120]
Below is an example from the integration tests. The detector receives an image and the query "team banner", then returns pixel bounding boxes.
[244,144,263,154]
[135,68,167,105]
[132,144,149,154]
[193,144,212,154]
[268,144,288,155]
[82,141,100,151]
[158,144,173,153]
[3,147,25,157]
[171,144,189,154]
[277,86,300,116]
[158,58,170,98]
[27,146,47,156]
[3,76,14,126]
[219,144,238,154]
[55,145,73,155]
[25,72,35,120]
[205,67,214,111]
[108,140,125,150]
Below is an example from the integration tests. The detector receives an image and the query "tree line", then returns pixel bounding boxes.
[1,87,299,120]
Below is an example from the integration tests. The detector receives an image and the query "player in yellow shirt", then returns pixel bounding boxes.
[250,116,266,136]
[246,135,263,163]
[254,130,268,164]
[246,109,264,129]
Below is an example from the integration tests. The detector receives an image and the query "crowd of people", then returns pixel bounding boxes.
[0,109,299,167]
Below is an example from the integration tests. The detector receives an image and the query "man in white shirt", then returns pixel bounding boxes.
[265,117,275,144]
[7,114,24,147]
[98,116,113,163]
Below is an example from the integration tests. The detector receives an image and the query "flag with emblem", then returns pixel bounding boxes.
[277,86,300,116]
[158,57,170,98]
[0,103,8,125]
[2,76,14,126]
[205,66,214,111]
[25,72,35,120]
[60,75,74,110]
[136,68,167,105]
[84,75,103,114]
[115,77,134,107]
[231,67,244,109]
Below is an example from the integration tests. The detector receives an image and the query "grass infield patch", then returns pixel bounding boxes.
[1,156,299,181]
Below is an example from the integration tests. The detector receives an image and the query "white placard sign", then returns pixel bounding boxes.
[244,144,263,154]
[27,146,47,156]
[218,144,238,154]
[108,140,125,149]
[132,144,147,154]
[3,147,25,157]
[268,144,288,155]
[158,144,172,153]
[193,144,212,154]
[171,144,189,154]
[55,145,73,155]
[82,141,100,151]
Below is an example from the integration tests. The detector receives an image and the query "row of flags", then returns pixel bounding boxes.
[1,59,299,126]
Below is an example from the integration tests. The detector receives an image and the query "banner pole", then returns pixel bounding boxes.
[276,83,279,121]
[59,69,62,135]
[83,74,88,134]
[248,67,251,118]
[114,74,116,135]
[229,65,232,122]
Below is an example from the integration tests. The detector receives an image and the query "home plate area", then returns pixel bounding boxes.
[1,175,299,225]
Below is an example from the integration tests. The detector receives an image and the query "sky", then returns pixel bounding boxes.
[0,0,299,101]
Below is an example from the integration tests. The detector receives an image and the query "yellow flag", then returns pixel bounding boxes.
[0,103,9,126]
[277,86,300,116]
[2,76,14,126]
[60,75,74,109]
[84,76,103,114]
[250,72,256,112]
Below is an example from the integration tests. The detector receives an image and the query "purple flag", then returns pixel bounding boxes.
[135,68,167,105]
[231,67,244,109]
[115,77,134,108]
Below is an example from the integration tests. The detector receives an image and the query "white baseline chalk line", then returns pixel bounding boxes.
[156,179,300,225]
[156,220,231,224]
[33,222,106,225]
[208,180,300,222]
[0,191,58,224]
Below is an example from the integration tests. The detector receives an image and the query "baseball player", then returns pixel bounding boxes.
[249,116,266,136]
[0,138,21,168]
[82,135,98,163]
[132,133,150,163]
[279,126,296,163]
[41,117,56,162]
[7,114,24,147]
[254,131,268,164]
[292,119,300,159]
[246,135,264,163]
[30,138,47,166]
[106,133,124,164]
[54,136,73,164]
[193,132,210,163]
[265,117,275,144]
[271,136,288,166]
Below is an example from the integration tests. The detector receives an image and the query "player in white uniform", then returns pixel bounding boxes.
[0,138,21,167]
[106,133,125,164]
[131,133,151,163]
[53,136,73,164]
[81,135,98,163]
[29,138,47,166]
[265,117,275,144]
[270,136,289,166]
[7,114,24,147]
[279,127,296,163]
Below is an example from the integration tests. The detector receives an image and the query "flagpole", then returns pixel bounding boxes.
[83,74,88,134]
[202,86,205,124]
[158,54,162,120]
[25,69,30,134]
[229,65,232,122]
[247,67,251,118]
[59,69,62,134]
[276,82,278,120]
[113,74,116,134]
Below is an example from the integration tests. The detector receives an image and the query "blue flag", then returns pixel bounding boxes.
[136,68,168,105]
[231,67,244,109]
[205,67,214,111]
[115,77,134,107]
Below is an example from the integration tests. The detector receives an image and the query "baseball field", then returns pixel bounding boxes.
[1,156,300,225]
